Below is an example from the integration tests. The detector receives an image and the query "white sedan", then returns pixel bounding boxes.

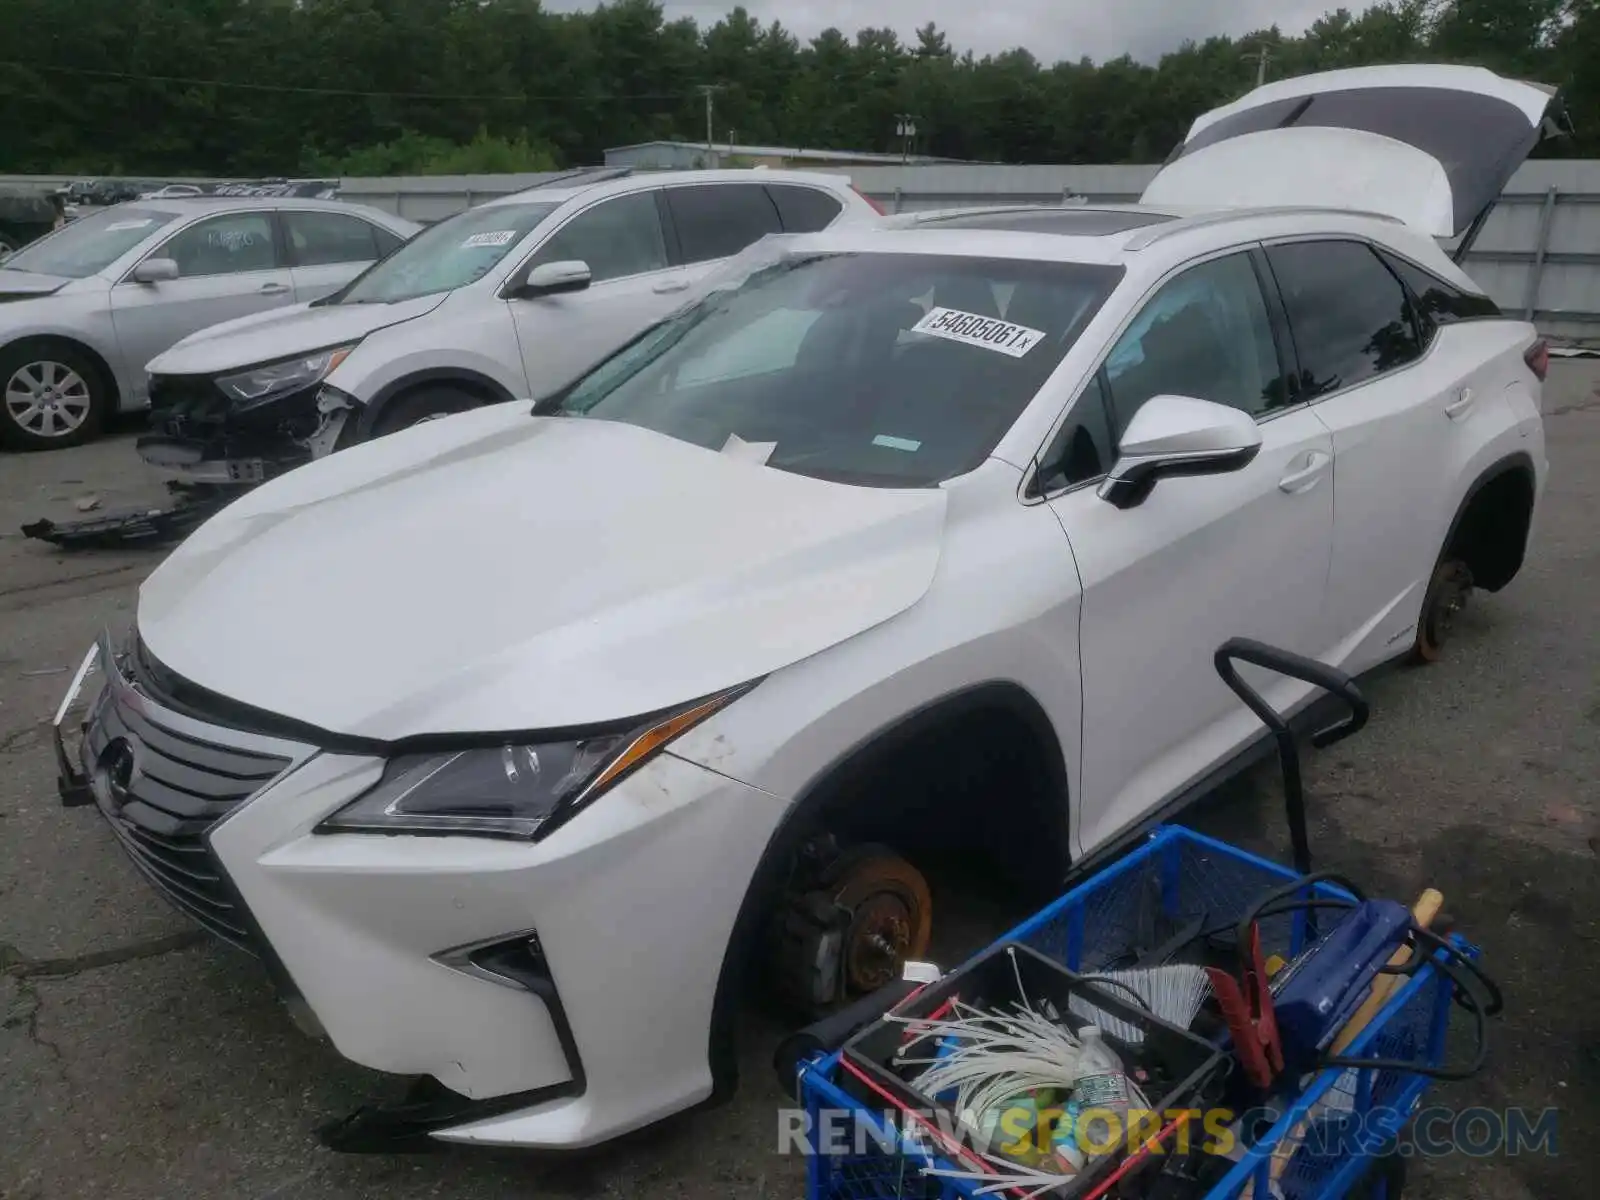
[0,198,417,449]
[54,65,1552,1150]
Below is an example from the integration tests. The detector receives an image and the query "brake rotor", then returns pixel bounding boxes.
[824,848,933,996]
[1415,559,1474,663]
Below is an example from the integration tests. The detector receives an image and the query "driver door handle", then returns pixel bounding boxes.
[258,282,291,295]
[1444,388,1475,420]
[1278,450,1331,494]
[652,279,690,294]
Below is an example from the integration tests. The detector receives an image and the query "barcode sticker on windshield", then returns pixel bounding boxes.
[910,306,1046,358]
[461,230,516,249]
[105,219,155,232]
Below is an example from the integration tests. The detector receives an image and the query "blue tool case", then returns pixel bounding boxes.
[795,825,1480,1200]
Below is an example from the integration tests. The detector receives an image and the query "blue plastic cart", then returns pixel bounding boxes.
[797,824,1471,1199]
[793,641,1484,1200]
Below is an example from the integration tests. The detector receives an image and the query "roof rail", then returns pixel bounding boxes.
[1124,205,1406,251]
[885,202,1115,228]
[505,166,634,199]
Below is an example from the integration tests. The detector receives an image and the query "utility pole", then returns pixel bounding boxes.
[1243,44,1272,88]
[895,114,918,164]
[696,84,724,162]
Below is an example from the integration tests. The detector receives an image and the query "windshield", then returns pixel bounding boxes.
[2,207,176,278]
[337,201,559,304]
[549,251,1123,487]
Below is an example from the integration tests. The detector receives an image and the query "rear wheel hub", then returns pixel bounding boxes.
[1416,559,1474,662]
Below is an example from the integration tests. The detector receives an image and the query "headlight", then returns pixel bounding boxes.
[216,344,356,409]
[317,685,752,841]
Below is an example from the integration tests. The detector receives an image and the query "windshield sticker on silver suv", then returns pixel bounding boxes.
[104,219,156,232]
[461,230,517,249]
[910,306,1047,358]
[872,435,922,452]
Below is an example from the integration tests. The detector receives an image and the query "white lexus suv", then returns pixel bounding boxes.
[54,66,1554,1152]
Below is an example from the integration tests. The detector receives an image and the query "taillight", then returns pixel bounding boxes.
[852,184,886,216]
[1524,339,1549,382]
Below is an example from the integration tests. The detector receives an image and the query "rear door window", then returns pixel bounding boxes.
[665,184,783,264]
[283,210,383,266]
[1267,240,1422,398]
[766,184,844,233]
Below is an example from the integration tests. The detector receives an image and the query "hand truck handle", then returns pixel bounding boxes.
[772,979,921,1099]
[1213,638,1369,749]
[1213,638,1369,875]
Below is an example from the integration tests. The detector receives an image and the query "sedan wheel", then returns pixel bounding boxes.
[0,349,106,450]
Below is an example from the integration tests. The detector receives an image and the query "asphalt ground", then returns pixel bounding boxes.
[3,366,1597,1200]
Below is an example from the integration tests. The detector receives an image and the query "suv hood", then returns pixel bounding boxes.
[1142,64,1570,238]
[0,269,69,301]
[147,292,448,376]
[137,407,946,740]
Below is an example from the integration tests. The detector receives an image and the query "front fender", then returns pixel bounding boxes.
[330,304,528,415]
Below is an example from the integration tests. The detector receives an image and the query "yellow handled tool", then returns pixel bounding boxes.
[1329,889,1443,1055]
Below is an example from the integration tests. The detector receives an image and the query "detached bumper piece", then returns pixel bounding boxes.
[322,933,588,1153]
[21,373,330,549]
[318,1076,581,1154]
[22,480,244,550]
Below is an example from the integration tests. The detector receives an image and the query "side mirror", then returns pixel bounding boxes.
[131,257,180,284]
[1098,394,1262,510]
[515,260,591,299]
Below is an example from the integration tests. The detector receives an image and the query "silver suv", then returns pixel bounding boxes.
[0,198,418,449]
[140,169,880,478]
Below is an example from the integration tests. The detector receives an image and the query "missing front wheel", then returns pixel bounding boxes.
[764,837,932,1017]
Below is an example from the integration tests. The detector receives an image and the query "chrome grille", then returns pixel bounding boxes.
[82,636,311,952]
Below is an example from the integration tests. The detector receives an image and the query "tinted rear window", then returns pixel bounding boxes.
[766,184,844,233]
[1376,249,1502,329]
[1267,240,1421,397]
[551,251,1123,487]
[665,184,783,264]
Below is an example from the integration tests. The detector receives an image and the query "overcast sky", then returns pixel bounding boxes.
[551,1,1357,64]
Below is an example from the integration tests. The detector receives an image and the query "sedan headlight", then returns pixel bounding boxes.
[217,344,356,410]
[317,685,752,841]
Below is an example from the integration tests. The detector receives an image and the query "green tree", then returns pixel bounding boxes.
[0,0,1591,174]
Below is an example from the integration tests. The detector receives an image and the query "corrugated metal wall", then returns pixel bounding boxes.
[9,161,1599,343]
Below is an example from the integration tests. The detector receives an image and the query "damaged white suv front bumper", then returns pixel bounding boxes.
[54,632,786,1150]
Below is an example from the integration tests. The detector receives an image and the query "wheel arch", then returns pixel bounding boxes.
[705,679,1073,1100]
[1,332,122,410]
[1440,451,1537,593]
[355,368,518,438]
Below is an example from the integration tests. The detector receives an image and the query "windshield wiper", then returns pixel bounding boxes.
[535,305,718,417]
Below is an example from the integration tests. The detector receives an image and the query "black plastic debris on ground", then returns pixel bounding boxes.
[20,483,244,550]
